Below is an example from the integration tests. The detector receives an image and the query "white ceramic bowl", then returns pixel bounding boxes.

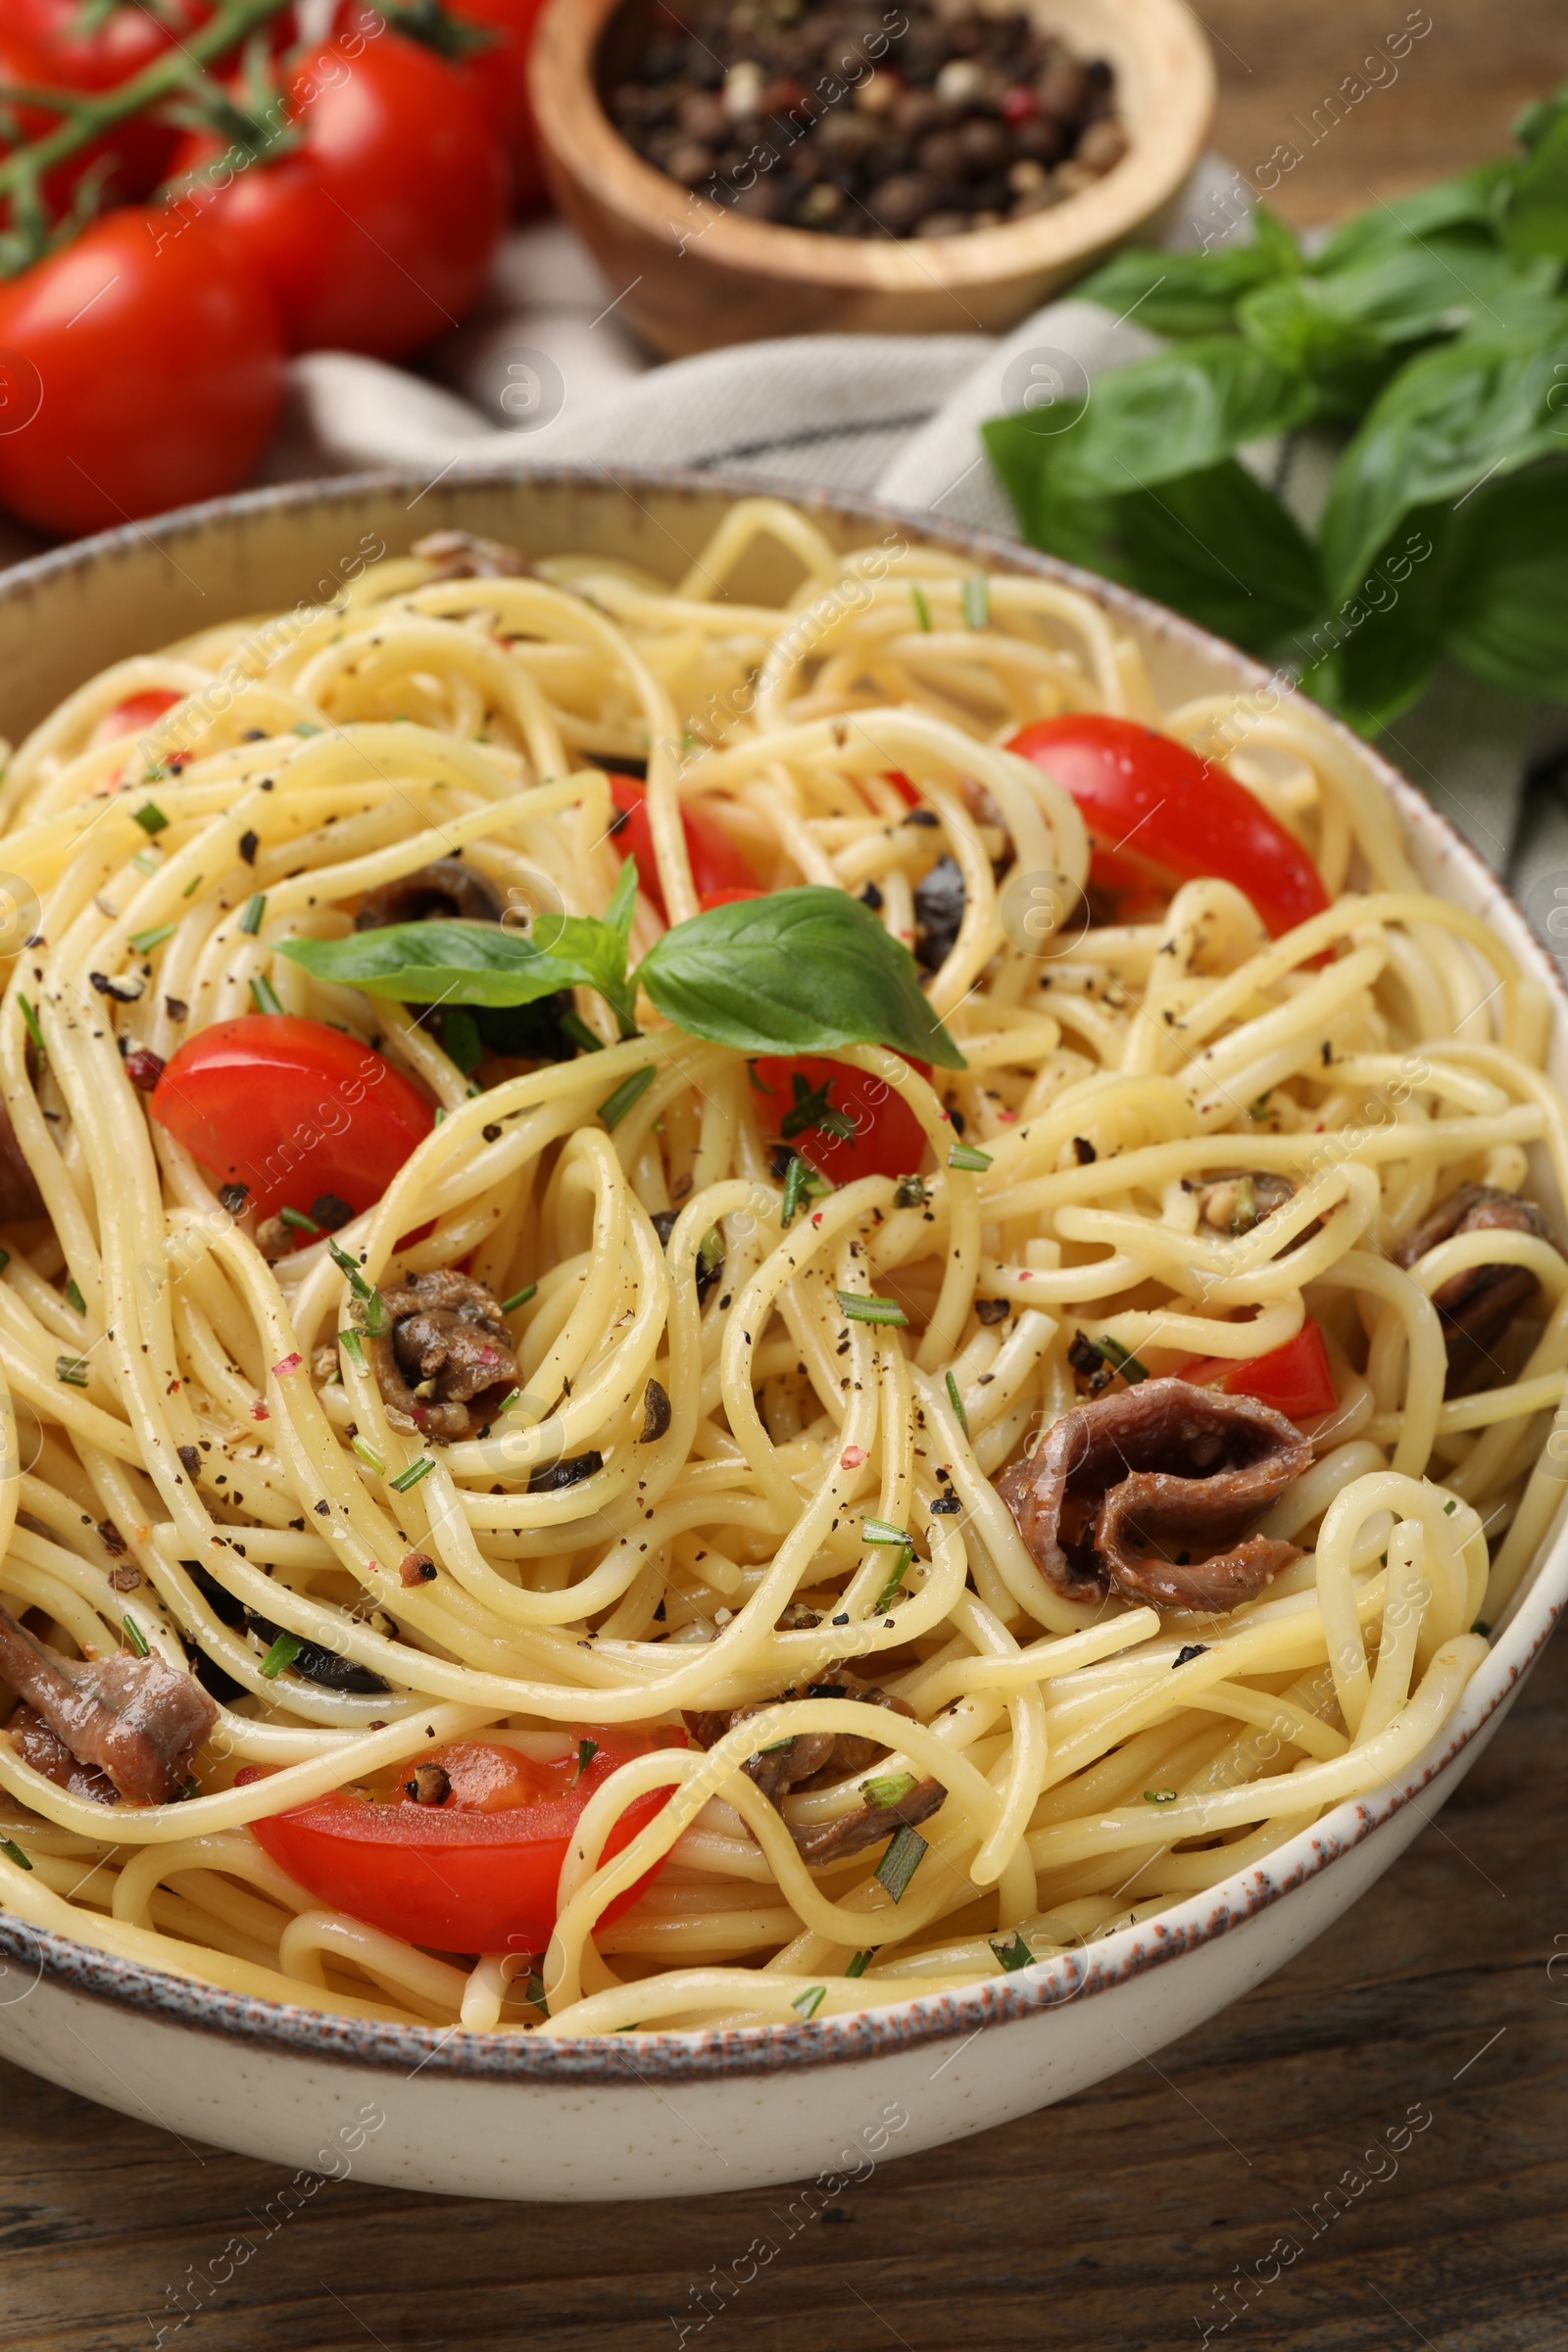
[0,469,1562,2202]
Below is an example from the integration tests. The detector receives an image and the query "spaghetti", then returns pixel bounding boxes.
[0,498,1556,2037]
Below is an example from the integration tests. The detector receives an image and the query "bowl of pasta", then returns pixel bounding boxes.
[0,469,1561,2204]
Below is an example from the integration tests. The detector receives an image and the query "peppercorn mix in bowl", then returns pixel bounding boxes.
[529,0,1215,353]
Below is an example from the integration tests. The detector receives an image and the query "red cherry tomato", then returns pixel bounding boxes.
[149,1015,434,1224]
[246,1729,687,1953]
[170,26,506,361]
[1178,1319,1338,1422]
[1006,714,1330,943]
[444,0,552,211]
[608,774,758,922]
[0,211,285,537]
[90,691,183,750]
[752,1053,930,1186]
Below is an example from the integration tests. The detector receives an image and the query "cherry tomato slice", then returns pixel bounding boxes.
[149,1015,434,1224]
[245,1729,687,1953]
[608,774,758,921]
[1178,1319,1338,1422]
[1006,714,1330,942]
[90,691,183,749]
[752,1054,930,1186]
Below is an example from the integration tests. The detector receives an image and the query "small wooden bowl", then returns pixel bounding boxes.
[529,0,1216,358]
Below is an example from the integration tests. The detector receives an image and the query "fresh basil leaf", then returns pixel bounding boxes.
[1030,337,1319,502]
[982,411,1110,567]
[1513,80,1568,159]
[1078,215,1298,338]
[278,921,581,1008]
[1312,172,1503,273]
[1237,278,1391,417]
[532,858,638,1036]
[639,888,964,1069]
[1318,311,1568,602]
[1501,96,1568,257]
[1106,461,1323,658]
[1298,515,1449,735]
[1441,464,1568,698]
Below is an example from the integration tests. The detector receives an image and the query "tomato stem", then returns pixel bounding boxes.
[0,0,296,246]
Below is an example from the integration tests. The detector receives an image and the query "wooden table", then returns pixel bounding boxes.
[6,9,1568,2347]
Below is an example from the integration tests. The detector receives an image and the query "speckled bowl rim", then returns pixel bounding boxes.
[0,463,1563,2086]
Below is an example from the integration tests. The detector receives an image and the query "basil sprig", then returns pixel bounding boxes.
[277,866,964,1069]
[982,84,1568,733]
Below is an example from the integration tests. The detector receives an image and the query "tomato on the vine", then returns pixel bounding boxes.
[171,24,506,361]
[0,210,285,536]
[444,0,553,211]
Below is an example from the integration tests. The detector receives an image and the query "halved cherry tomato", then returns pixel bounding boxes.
[1178,1319,1338,1422]
[246,1728,687,1953]
[1006,714,1330,943]
[90,691,183,750]
[149,1015,434,1224]
[608,774,757,922]
[753,1053,930,1186]
[883,769,922,809]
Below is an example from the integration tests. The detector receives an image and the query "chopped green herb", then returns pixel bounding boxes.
[835,1291,907,1327]
[181,872,204,899]
[63,1277,85,1315]
[339,1328,367,1373]
[17,995,44,1063]
[238,893,267,936]
[862,1770,916,1809]
[844,1948,873,1978]
[598,1065,656,1129]
[278,1205,320,1235]
[523,1967,550,2016]
[893,1173,928,1208]
[362,1289,388,1340]
[180,1775,202,1801]
[129,922,176,954]
[781,1070,856,1144]
[249,973,284,1016]
[131,802,169,836]
[574,1737,599,1782]
[910,584,933,632]
[1444,1497,1457,1515]
[432,1106,447,1126]
[862,1517,911,1546]
[351,1435,386,1476]
[1098,1335,1150,1384]
[55,1354,88,1389]
[131,849,162,876]
[0,1836,31,1871]
[1144,1787,1179,1805]
[293,722,322,736]
[260,1630,301,1680]
[560,1008,605,1054]
[792,1984,827,2020]
[962,574,991,631]
[874,1823,927,1901]
[948,1143,994,1172]
[444,1005,482,1074]
[122,1614,149,1658]
[390,1455,436,1494]
[781,1152,809,1228]
[327,1240,374,1300]
[945,1369,969,1437]
[873,1562,907,1615]
[500,1284,537,1315]
[990,1930,1034,1973]
[697,1225,725,1281]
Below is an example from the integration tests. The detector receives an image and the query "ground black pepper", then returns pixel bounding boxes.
[607,2,1123,238]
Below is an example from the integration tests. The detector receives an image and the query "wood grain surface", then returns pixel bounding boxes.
[4,8,1568,2349]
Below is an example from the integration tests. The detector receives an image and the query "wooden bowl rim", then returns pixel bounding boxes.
[529,0,1217,294]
